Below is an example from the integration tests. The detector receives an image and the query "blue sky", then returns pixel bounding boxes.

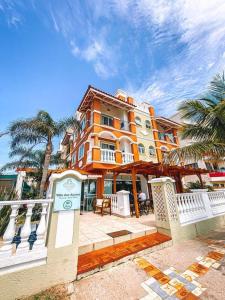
[0,0,225,167]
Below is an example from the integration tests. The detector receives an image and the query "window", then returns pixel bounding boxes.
[78,144,84,160]
[100,142,115,150]
[149,146,155,156]
[101,115,113,127]
[71,152,76,164]
[145,120,151,129]
[135,116,142,126]
[80,116,86,131]
[138,143,145,154]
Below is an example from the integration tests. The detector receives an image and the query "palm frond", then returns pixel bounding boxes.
[167,141,225,165]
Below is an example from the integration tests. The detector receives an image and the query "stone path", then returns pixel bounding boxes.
[135,237,225,299]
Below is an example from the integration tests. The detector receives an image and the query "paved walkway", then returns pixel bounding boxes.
[73,227,225,300]
[79,212,156,254]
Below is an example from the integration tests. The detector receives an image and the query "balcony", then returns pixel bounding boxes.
[122,152,134,164]
[101,149,116,163]
[120,120,130,131]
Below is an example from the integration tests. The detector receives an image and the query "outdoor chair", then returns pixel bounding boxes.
[145,199,154,214]
[93,198,111,216]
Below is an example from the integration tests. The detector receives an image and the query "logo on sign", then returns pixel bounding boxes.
[63,200,73,209]
[63,179,76,191]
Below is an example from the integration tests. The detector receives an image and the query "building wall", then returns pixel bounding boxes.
[134,108,158,163]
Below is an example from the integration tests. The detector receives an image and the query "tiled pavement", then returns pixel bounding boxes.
[79,212,156,254]
[135,240,225,299]
[77,232,171,278]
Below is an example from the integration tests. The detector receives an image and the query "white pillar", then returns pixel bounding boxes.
[15,171,26,199]
[149,177,179,233]
[116,190,131,217]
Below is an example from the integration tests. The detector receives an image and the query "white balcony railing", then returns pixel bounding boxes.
[0,199,53,274]
[101,149,115,163]
[103,194,119,214]
[122,152,134,164]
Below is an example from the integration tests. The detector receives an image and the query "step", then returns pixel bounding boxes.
[78,227,157,255]
[77,232,172,280]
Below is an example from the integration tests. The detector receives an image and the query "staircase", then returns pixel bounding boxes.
[77,232,172,280]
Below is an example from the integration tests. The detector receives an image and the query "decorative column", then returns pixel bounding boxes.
[116,190,131,217]
[15,171,26,199]
[149,177,179,235]
[17,203,35,253]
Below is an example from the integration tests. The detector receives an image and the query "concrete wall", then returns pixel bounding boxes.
[0,209,80,300]
[134,109,158,163]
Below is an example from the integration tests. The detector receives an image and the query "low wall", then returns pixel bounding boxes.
[157,214,225,243]
[150,177,225,244]
[0,210,80,300]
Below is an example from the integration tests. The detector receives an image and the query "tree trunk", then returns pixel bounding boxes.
[39,139,52,198]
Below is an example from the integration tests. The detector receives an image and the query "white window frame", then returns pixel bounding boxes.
[138,143,145,154]
[135,116,142,126]
[149,146,155,156]
[80,115,86,132]
[100,142,115,150]
[145,120,151,129]
[71,152,76,164]
[101,114,114,127]
[78,144,84,160]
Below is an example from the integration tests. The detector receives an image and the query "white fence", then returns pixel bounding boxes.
[103,194,119,214]
[101,149,116,163]
[122,152,134,164]
[0,199,53,275]
[176,191,225,226]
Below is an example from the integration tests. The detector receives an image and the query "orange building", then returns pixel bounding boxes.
[60,86,180,201]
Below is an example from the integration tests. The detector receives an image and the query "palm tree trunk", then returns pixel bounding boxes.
[39,139,52,198]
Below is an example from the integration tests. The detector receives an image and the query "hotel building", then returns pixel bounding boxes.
[60,86,180,201]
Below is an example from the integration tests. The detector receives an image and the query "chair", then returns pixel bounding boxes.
[93,198,111,216]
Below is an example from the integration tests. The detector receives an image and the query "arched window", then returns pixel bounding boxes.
[145,120,151,129]
[138,143,145,154]
[135,116,142,126]
[149,146,155,156]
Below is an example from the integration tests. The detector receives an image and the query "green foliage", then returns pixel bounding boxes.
[6,110,80,197]
[169,72,225,164]
[0,188,17,236]
[186,181,214,192]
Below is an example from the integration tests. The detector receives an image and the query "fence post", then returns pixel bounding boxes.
[149,177,180,237]
[116,190,130,217]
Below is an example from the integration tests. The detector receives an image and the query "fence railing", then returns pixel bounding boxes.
[176,191,225,226]
[0,198,53,273]
[101,149,116,163]
[176,193,207,225]
[122,152,134,164]
[208,191,225,216]
[103,194,119,214]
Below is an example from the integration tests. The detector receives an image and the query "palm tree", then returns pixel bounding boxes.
[168,72,225,164]
[8,111,80,198]
[1,147,64,187]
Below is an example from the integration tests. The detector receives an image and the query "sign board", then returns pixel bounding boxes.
[53,177,81,211]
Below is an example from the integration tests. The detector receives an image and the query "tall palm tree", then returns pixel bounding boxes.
[1,147,64,186]
[8,111,80,197]
[168,72,225,164]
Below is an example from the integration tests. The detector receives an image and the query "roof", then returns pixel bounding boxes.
[77,85,136,112]
[61,131,73,145]
[155,116,182,128]
[112,160,209,176]
[16,167,102,178]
